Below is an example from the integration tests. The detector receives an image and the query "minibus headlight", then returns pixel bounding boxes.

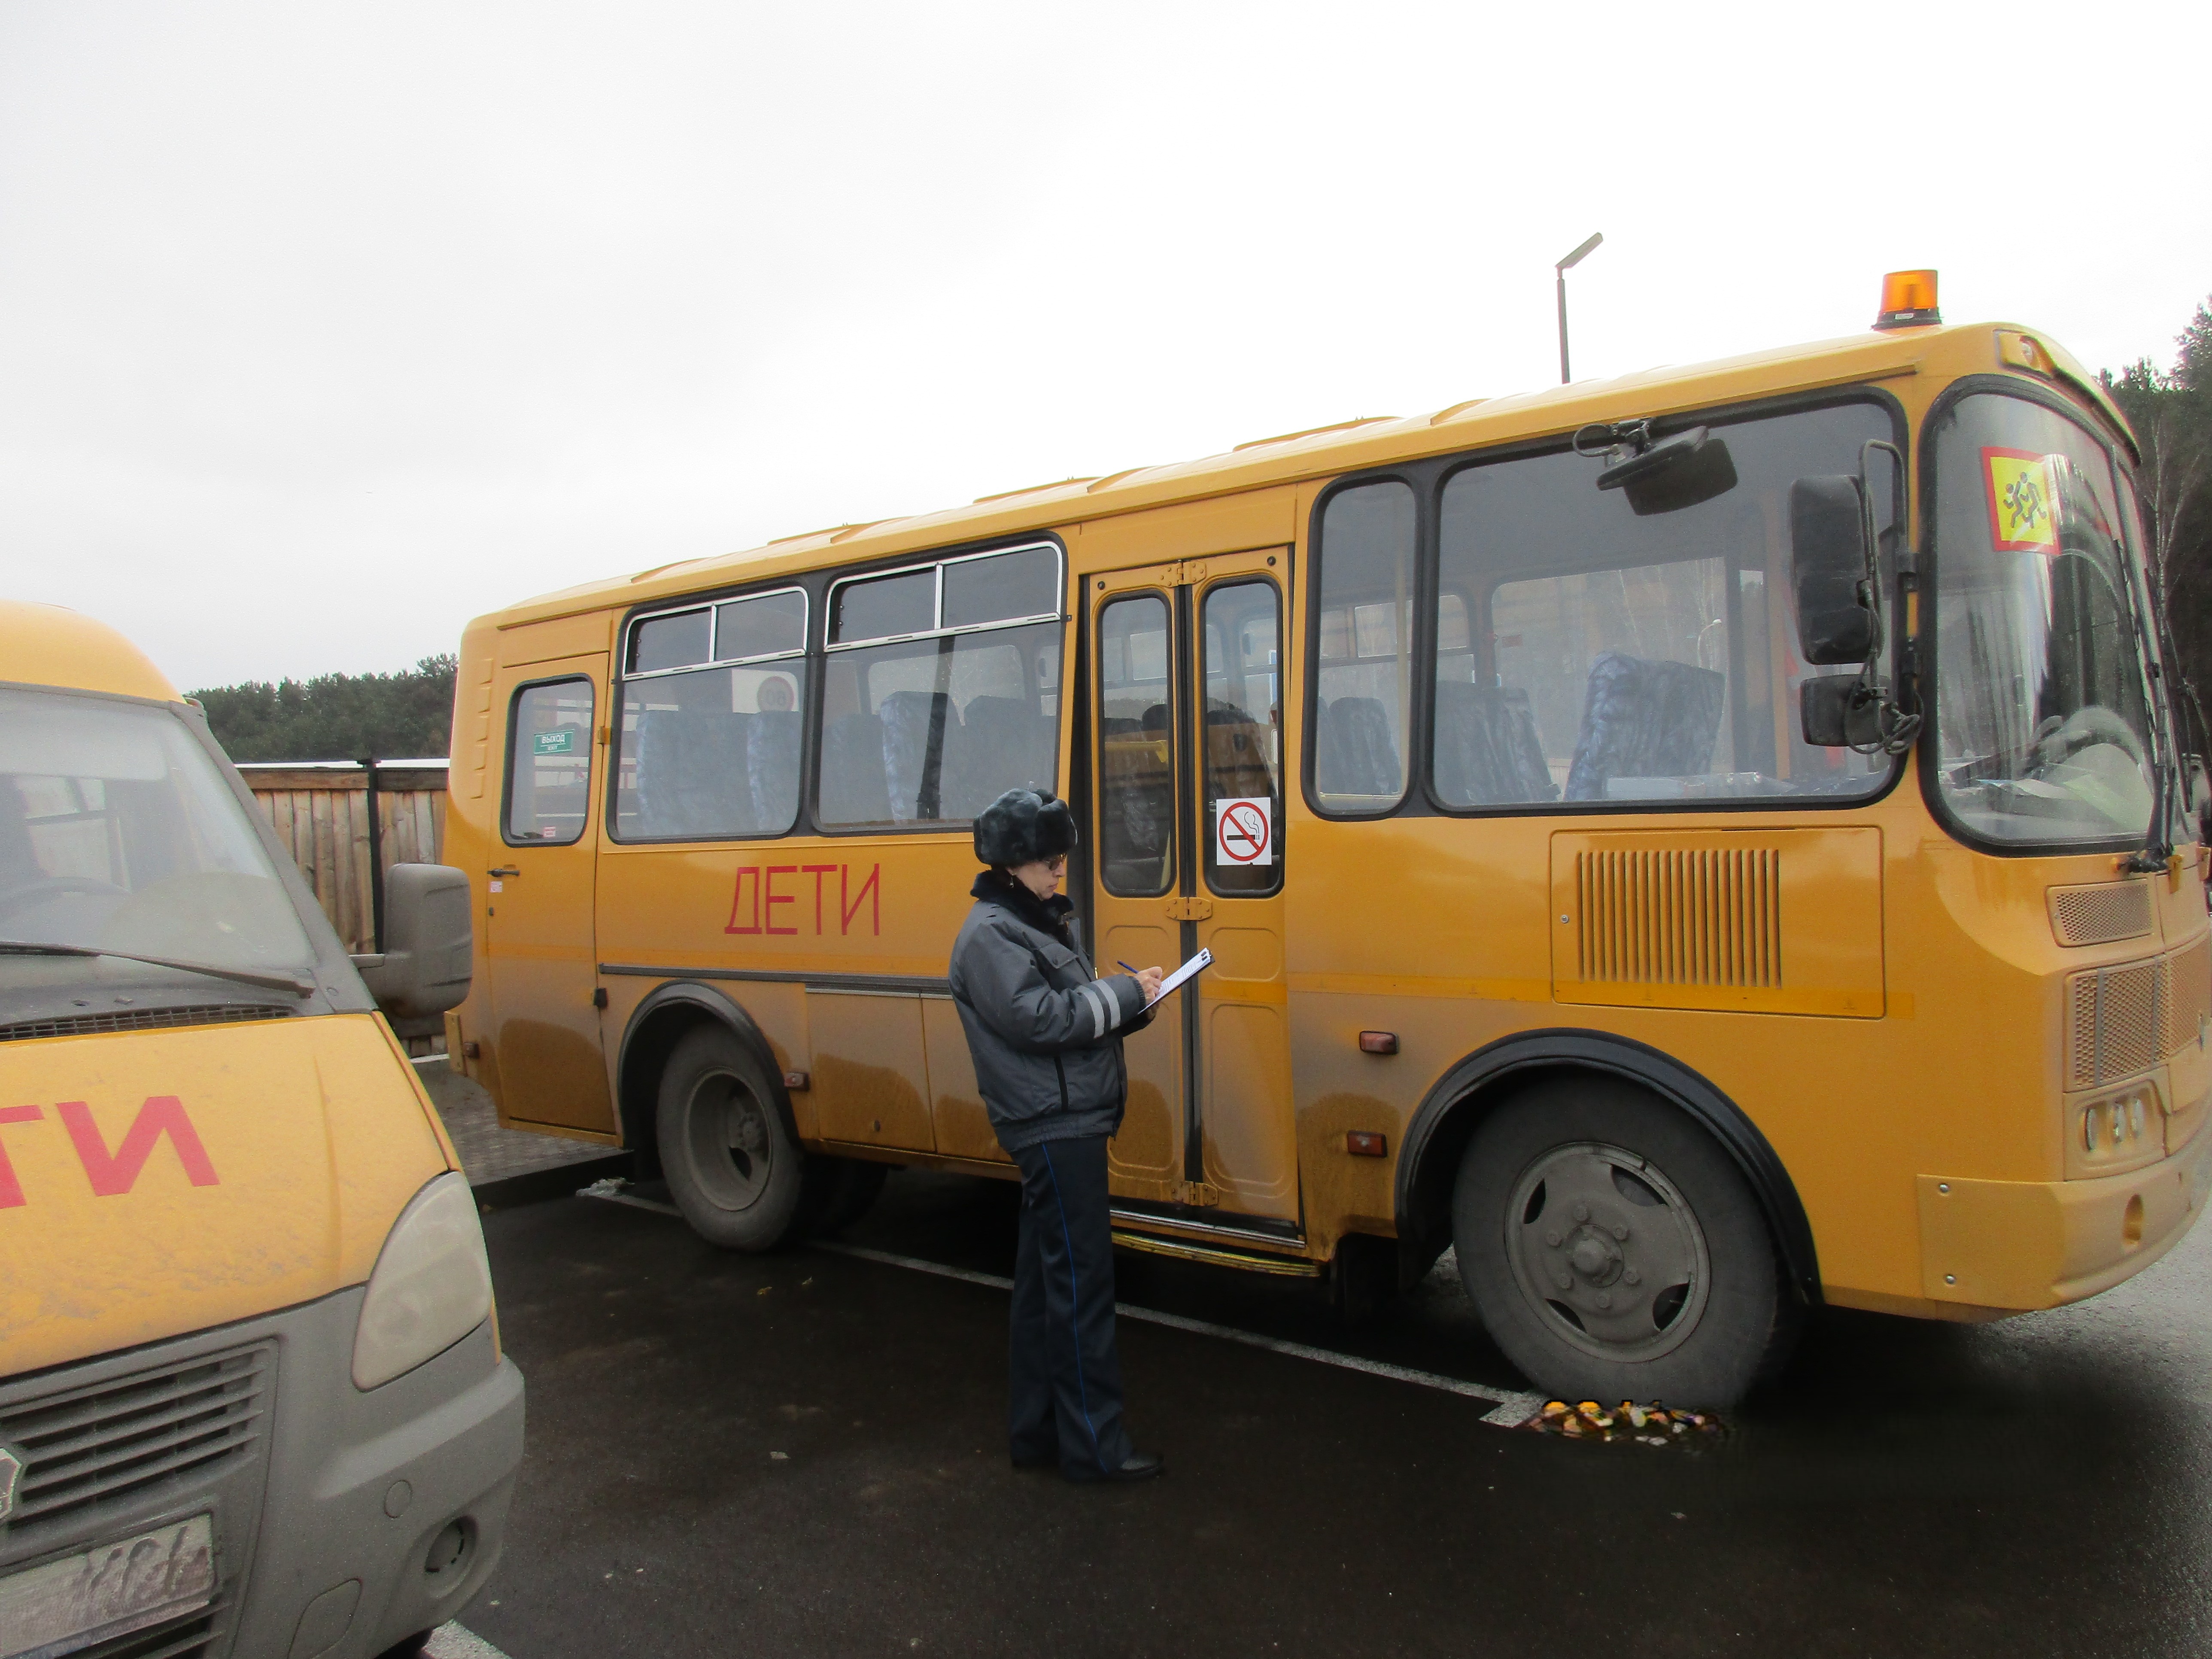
[352,1173,494,1390]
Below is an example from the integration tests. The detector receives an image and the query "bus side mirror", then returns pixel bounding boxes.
[1790,475,1876,664]
[1800,675,1882,748]
[355,863,473,1036]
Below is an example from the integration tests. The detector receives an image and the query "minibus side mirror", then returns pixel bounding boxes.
[1597,426,1740,517]
[354,863,473,1036]
[1800,675,1882,749]
[1789,474,1876,664]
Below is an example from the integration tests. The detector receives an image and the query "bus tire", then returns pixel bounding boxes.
[1451,1079,1799,1409]
[807,1158,889,1236]
[656,1025,808,1251]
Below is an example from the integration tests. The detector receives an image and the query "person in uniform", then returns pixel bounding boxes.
[948,787,1167,1483]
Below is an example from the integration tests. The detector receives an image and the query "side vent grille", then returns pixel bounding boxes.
[1574,848,1782,988]
[2049,881,2154,947]
[2067,939,2212,1087]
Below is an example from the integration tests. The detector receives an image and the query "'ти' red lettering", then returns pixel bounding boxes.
[57,1097,220,1197]
[0,1105,43,1209]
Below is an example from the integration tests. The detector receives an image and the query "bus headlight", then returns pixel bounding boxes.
[352,1173,495,1389]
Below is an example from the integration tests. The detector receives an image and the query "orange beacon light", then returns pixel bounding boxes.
[1875,270,1941,329]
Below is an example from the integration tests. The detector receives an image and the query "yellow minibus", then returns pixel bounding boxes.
[0,602,516,1659]
[446,278,2210,1406]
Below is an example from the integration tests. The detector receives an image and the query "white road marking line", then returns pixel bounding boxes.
[576,1185,1542,1425]
[425,1623,511,1659]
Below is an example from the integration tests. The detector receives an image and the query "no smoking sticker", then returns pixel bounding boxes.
[1215,796,1273,866]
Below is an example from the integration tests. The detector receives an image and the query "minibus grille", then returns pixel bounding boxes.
[1571,847,1782,988]
[0,1004,295,1042]
[0,1344,271,1531]
[2066,939,2212,1088]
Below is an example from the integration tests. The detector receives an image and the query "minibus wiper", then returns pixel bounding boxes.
[0,940,317,997]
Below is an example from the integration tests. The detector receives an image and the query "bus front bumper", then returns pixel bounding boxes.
[1916,1126,2212,1311]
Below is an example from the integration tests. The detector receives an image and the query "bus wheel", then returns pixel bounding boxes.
[657,1026,808,1250]
[808,1158,888,1237]
[1451,1081,1798,1409]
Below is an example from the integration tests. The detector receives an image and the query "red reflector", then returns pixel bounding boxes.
[1346,1131,1388,1158]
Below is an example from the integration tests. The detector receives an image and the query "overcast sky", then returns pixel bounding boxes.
[2,0,2206,691]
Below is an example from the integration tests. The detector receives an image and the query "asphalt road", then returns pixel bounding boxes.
[453,1168,2212,1658]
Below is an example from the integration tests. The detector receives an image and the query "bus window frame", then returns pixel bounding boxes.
[501,672,599,848]
[1914,371,2165,861]
[1300,383,1913,825]
[809,540,1069,838]
[1304,472,1428,820]
[606,584,814,846]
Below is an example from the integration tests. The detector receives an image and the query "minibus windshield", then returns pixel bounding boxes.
[0,689,314,1000]
[1930,393,2157,845]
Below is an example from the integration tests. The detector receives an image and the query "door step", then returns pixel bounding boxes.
[1109,1230,1321,1277]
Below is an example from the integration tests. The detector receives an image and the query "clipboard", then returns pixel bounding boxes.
[1143,947,1212,1010]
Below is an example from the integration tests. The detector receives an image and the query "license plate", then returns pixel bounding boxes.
[0,1514,216,1659]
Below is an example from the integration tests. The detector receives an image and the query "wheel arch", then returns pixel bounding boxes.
[614,980,798,1180]
[1395,1028,1820,1306]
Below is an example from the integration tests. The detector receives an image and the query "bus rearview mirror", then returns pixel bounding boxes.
[1596,427,1739,516]
[1789,475,1876,664]
[354,863,473,1036]
[1800,675,1881,748]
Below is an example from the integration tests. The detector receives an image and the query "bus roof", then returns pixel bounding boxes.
[487,319,2128,629]
[0,601,181,703]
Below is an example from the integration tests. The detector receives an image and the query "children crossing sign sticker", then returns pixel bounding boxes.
[1215,797,1273,866]
[1982,447,2061,555]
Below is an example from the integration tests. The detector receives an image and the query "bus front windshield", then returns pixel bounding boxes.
[1930,393,2158,845]
[0,689,314,1006]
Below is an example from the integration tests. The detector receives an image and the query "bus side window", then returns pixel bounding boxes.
[506,678,595,845]
[1312,480,1416,812]
[1099,594,1173,895]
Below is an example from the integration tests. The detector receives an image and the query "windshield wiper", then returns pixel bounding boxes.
[0,940,316,998]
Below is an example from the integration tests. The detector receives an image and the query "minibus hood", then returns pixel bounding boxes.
[0,1013,452,1378]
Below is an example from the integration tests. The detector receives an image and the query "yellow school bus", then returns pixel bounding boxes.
[0,602,517,1657]
[447,278,2211,1405]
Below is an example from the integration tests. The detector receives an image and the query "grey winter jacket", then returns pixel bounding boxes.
[947,871,1152,1152]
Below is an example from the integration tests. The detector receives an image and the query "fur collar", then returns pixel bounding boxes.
[972,867,1075,946]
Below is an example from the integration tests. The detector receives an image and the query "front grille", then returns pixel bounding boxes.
[71,1599,222,1659]
[0,1005,293,1043]
[0,1346,270,1532]
[1573,846,1782,988]
[2066,940,2212,1087]
[2048,880,2154,946]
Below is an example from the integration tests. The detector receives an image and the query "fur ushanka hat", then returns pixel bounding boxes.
[973,788,1078,868]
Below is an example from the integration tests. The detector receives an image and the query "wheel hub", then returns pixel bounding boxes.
[1505,1141,1711,1363]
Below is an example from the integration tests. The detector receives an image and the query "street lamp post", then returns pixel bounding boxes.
[1555,231,1603,385]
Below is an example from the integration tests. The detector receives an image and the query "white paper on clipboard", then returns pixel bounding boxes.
[1142,947,1212,1010]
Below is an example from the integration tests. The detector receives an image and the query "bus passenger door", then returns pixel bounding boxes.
[1090,553,1297,1225]
[484,659,617,1133]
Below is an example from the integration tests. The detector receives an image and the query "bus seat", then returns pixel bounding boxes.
[1204,704,1274,800]
[746,710,802,833]
[634,707,753,836]
[1563,652,1726,802]
[1432,682,1559,806]
[944,695,1054,818]
[881,690,954,821]
[820,712,894,825]
[1319,696,1401,797]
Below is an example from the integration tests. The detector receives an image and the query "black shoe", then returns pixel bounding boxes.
[1065,1451,1164,1484]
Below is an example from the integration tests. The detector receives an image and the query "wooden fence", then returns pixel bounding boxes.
[239,760,449,954]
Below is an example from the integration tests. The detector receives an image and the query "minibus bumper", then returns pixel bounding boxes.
[1914,1125,2212,1312]
[231,1288,524,1659]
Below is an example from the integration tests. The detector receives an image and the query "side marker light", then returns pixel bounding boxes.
[1346,1131,1388,1158]
[1358,1031,1399,1054]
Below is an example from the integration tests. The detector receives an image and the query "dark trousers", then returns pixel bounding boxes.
[1007,1134,1134,1477]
